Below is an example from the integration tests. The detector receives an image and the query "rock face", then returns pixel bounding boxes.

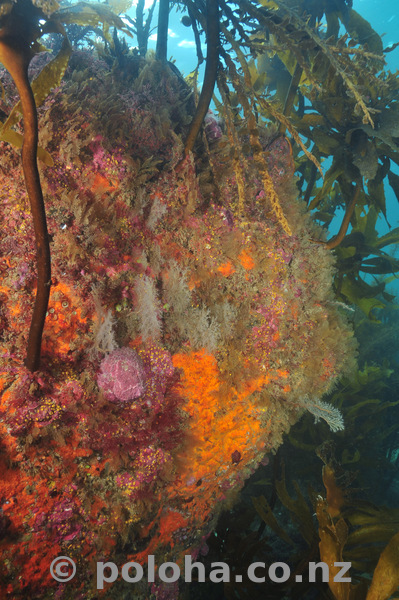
[0,52,355,598]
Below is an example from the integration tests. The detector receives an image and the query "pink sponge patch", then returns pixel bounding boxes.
[97,348,145,402]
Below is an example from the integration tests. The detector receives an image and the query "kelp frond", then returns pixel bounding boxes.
[236,0,384,126]
[221,42,292,235]
[177,0,386,237]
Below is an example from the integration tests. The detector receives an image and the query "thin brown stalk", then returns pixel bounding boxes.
[156,0,169,62]
[0,31,51,371]
[311,184,360,249]
[325,184,360,249]
[184,0,219,155]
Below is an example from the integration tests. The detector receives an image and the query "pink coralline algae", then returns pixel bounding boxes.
[34,496,83,543]
[136,446,168,484]
[137,345,176,409]
[204,110,223,142]
[116,447,170,498]
[144,344,174,378]
[150,580,179,600]
[97,347,145,402]
[265,135,295,184]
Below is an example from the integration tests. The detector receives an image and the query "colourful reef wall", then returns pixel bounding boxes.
[0,52,356,598]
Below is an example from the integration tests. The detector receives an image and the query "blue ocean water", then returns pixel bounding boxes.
[354,0,399,245]
[131,1,399,79]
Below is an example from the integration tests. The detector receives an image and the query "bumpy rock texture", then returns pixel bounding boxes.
[0,53,355,598]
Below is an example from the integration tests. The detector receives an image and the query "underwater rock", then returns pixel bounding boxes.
[0,52,356,599]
